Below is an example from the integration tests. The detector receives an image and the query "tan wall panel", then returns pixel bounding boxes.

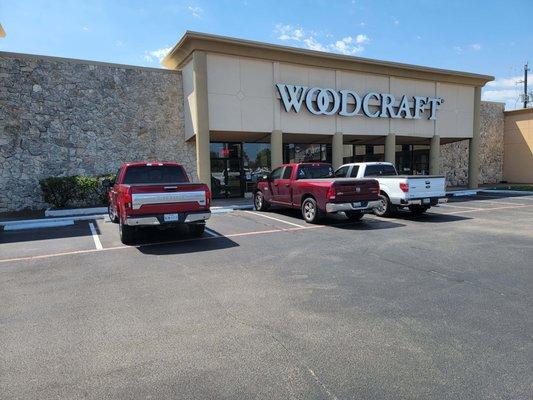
[181,60,196,140]
[202,53,476,139]
[503,111,533,182]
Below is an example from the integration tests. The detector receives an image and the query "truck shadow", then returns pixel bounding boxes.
[266,208,406,230]
[389,210,472,223]
[134,227,238,255]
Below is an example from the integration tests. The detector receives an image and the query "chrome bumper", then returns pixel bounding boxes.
[124,212,211,226]
[326,200,381,213]
[402,197,448,206]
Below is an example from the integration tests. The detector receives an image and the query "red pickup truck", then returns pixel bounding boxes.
[106,162,211,244]
[254,162,380,223]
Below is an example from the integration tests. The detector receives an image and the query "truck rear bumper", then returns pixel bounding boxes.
[124,211,211,226]
[326,200,381,213]
[395,197,448,206]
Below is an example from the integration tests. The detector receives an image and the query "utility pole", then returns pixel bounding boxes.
[523,62,529,108]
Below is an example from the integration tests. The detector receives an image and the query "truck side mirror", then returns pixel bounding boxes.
[102,179,112,189]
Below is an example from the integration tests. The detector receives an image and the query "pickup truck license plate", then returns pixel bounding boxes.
[422,198,431,204]
[163,213,181,222]
[352,202,362,208]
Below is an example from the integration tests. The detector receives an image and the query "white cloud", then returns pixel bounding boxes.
[355,34,369,44]
[470,43,481,51]
[188,5,203,18]
[143,46,172,63]
[393,18,400,26]
[82,26,89,31]
[482,75,523,110]
[453,46,463,54]
[275,24,368,55]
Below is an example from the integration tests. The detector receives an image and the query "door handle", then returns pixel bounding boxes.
[284,183,290,187]
[273,183,278,186]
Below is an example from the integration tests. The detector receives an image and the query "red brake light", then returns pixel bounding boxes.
[327,186,336,200]
[123,189,132,209]
[205,188,211,206]
[399,182,409,193]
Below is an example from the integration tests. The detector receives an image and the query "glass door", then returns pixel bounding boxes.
[210,143,244,198]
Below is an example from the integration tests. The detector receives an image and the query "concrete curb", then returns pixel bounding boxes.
[1,214,106,230]
[480,189,533,195]
[1,204,254,230]
[45,207,107,217]
[211,205,253,214]
[446,190,479,197]
[4,220,75,231]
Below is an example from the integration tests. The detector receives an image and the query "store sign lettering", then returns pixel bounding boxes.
[276,83,444,120]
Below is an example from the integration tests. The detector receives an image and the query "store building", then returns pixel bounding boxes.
[162,32,494,198]
[3,32,528,212]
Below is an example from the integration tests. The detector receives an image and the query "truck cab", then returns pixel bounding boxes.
[335,162,447,216]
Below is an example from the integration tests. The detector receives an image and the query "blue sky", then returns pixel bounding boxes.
[1,0,532,109]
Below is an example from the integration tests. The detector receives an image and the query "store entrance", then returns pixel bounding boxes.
[210,142,271,199]
[210,143,244,199]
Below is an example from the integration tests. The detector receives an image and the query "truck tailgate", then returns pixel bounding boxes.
[129,183,208,214]
[333,179,380,202]
[406,176,446,199]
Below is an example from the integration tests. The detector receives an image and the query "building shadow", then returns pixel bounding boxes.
[0,220,94,244]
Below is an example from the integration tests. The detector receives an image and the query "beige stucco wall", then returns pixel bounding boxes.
[503,109,533,183]
[182,53,476,139]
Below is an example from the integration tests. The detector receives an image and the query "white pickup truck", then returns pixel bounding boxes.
[334,162,447,216]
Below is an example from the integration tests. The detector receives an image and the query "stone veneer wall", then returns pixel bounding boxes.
[441,101,505,187]
[0,52,196,212]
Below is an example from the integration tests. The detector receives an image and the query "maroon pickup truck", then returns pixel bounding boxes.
[106,162,211,244]
[254,163,380,223]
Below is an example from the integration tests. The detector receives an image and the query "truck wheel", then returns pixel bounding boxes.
[189,223,206,237]
[373,194,396,217]
[346,211,364,221]
[301,197,322,224]
[108,204,118,223]
[119,220,135,244]
[409,205,430,215]
[254,191,270,211]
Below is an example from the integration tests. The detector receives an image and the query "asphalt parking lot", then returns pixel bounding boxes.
[1,193,532,399]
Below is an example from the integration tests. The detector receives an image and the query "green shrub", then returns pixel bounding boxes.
[39,174,114,209]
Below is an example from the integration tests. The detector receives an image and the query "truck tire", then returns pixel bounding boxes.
[254,191,270,211]
[301,197,322,224]
[409,205,430,215]
[346,211,364,221]
[108,204,118,223]
[119,220,135,244]
[373,194,396,217]
[189,223,206,237]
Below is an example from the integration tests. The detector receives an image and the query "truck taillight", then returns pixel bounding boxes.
[205,188,211,206]
[327,186,336,200]
[123,190,132,209]
[371,182,380,194]
[399,182,409,193]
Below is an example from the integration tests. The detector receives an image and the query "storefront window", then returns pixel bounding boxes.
[242,143,271,193]
[283,144,332,164]
[210,142,244,199]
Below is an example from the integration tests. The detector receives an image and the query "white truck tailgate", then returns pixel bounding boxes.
[406,176,446,199]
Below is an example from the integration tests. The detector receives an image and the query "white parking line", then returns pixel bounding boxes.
[444,204,533,215]
[244,210,306,228]
[204,227,221,237]
[440,203,483,210]
[88,222,103,250]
